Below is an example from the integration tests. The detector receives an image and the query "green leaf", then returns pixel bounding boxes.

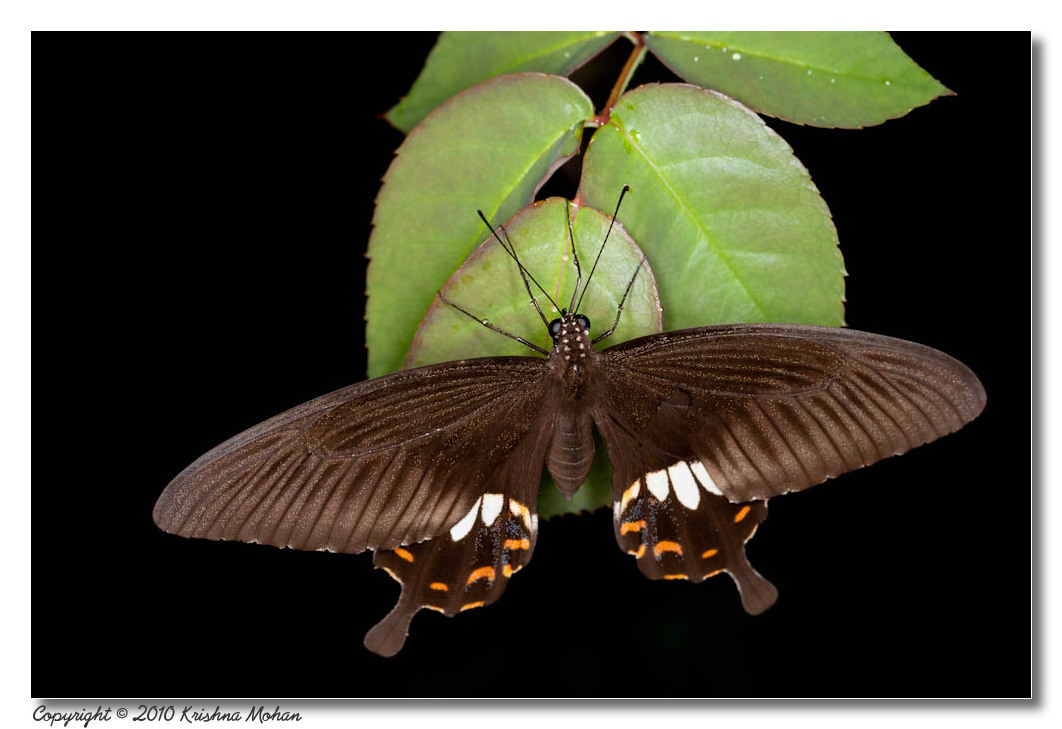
[645,31,952,128]
[407,197,662,364]
[580,83,845,329]
[367,73,594,378]
[406,198,663,517]
[386,31,621,133]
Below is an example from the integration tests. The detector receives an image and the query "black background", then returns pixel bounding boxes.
[33,32,1030,698]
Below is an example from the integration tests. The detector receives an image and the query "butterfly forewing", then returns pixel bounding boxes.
[153,357,552,554]
[595,324,986,504]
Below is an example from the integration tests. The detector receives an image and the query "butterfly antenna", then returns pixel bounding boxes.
[478,210,556,327]
[436,289,550,355]
[575,184,630,314]
[591,253,646,345]
[565,199,583,313]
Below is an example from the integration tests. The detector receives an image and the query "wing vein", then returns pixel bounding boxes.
[822,387,879,463]
[233,449,309,542]
[844,371,916,452]
[717,413,771,494]
[753,399,814,487]
[791,396,849,475]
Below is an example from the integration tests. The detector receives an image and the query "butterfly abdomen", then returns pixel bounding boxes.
[547,407,595,498]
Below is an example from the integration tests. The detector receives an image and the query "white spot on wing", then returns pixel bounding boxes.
[690,461,723,496]
[619,480,640,516]
[449,496,482,541]
[645,469,670,501]
[669,463,701,510]
[509,499,534,531]
[480,493,503,525]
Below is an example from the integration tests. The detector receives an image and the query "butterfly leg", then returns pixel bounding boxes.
[364,493,539,657]
[612,460,778,615]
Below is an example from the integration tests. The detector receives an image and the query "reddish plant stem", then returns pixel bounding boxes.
[594,32,647,125]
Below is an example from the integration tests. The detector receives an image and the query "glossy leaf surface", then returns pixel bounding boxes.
[580,83,846,330]
[645,31,951,128]
[387,32,620,133]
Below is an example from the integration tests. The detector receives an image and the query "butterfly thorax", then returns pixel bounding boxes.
[546,312,599,398]
[545,312,599,497]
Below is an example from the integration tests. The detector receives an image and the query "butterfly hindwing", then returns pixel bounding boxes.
[365,492,539,657]
[611,461,777,614]
[362,390,554,656]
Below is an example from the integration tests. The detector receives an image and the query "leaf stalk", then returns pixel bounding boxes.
[595,32,647,125]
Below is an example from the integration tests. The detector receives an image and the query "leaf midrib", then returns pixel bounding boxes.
[656,32,936,91]
[611,118,770,319]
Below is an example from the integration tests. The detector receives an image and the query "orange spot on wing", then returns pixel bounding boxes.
[429,582,448,591]
[466,566,496,585]
[621,520,646,535]
[504,538,531,550]
[653,540,683,557]
[701,548,719,559]
[663,573,688,580]
[394,548,414,563]
[460,601,485,612]
[733,505,751,523]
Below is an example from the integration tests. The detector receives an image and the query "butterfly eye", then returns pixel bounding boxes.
[575,314,591,332]
[548,319,562,338]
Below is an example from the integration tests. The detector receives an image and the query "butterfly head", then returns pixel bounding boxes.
[547,310,596,395]
[548,310,591,344]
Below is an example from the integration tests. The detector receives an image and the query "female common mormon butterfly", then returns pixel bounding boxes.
[153,187,986,657]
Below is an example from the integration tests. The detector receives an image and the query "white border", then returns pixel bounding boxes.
[2,6,1053,728]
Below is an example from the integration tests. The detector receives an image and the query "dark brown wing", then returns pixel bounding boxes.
[594,323,986,504]
[365,488,542,656]
[154,357,552,554]
[591,323,984,614]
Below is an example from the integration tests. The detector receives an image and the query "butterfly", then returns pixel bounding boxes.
[153,188,986,657]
